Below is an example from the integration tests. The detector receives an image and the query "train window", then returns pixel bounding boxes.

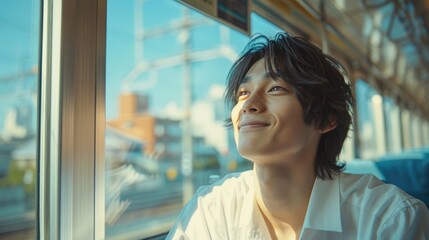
[401,109,412,149]
[340,127,354,161]
[383,97,402,153]
[417,116,426,147]
[339,80,355,161]
[356,80,387,159]
[105,1,283,239]
[410,111,423,148]
[400,108,425,149]
[424,119,429,145]
[0,1,41,239]
[404,109,426,149]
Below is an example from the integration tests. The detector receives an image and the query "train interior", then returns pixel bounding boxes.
[1,0,429,239]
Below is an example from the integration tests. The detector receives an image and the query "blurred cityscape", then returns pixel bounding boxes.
[2,0,429,239]
[0,1,252,238]
[0,75,37,237]
[103,3,250,236]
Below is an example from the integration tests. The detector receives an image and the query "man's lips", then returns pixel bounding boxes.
[238,119,270,129]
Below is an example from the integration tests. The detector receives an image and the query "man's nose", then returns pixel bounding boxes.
[241,93,265,113]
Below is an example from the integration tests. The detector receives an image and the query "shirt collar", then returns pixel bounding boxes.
[243,171,343,233]
[239,172,256,227]
[302,174,343,232]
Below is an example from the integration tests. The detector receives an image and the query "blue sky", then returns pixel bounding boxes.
[105,0,283,119]
[0,1,39,76]
[0,0,40,135]
[0,0,297,136]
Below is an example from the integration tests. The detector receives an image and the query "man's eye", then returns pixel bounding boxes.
[269,86,286,92]
[237,90,250,99]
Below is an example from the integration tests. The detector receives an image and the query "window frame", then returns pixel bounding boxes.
[36,0,429,239]
[39,0,106,239]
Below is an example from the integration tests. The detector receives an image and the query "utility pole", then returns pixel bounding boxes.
[127,0,238,204]
[180,8,194,202]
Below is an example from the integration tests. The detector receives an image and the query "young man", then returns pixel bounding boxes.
[167,33,429,239]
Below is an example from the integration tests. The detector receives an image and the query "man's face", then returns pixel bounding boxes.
[231,59,322,164]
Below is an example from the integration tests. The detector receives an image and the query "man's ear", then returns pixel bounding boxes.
[319,115,337,134]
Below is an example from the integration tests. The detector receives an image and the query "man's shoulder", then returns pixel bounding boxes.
[167,171,257,239]
[340,172,409,194]
[194,170,253,202]
[187,170,255,227]
[336,173,429,238]
[339,173,423,218]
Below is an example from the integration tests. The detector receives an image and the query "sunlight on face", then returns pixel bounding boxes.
[231,59,321,164]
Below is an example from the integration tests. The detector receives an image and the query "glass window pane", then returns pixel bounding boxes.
[105,1,284,238]
[356,80,386,159]
[383,97,402,153]
[0,1,41,239]
[401,109,413,149]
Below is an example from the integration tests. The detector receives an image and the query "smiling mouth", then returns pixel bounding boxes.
[238,121,270,130]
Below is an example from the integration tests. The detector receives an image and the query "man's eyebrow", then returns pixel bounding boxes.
[267,71,282,80]
[240,76,251,84]
[240,72,283,86]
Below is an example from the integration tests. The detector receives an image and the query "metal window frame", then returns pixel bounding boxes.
[39,0,106,239]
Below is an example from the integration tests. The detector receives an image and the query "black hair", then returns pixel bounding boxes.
[224,32,354,180]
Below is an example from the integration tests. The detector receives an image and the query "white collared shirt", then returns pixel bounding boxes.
[167,171,429,239]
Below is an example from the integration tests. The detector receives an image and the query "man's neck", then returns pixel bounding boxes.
[253,164,316,239]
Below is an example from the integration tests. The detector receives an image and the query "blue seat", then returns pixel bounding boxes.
[345,150,429,207]
[375,158,429,207]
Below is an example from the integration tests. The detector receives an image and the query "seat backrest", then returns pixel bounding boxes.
[344,153,429,207]
[375,158,429,207]
[344,159,385,180]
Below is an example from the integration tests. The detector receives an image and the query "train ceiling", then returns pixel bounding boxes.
[271,0,429,119]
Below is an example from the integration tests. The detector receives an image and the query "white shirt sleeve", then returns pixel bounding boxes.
[167,200,224,240]
[377,199,429,239]
[166,184,227,240]
[166,172,249,239]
